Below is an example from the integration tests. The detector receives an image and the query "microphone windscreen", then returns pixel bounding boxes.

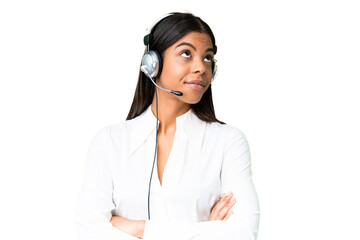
[171,91,183,96]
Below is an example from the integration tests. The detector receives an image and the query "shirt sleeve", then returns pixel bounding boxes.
[75,128,140,240]
[142,127,260,240]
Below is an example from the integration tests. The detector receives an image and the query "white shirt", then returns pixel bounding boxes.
[75,105,260,240]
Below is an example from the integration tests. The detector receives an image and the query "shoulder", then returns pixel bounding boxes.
[206,121,248,143]
[90,112,148,143]
[202,121,250,154]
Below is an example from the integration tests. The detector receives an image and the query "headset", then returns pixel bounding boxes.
[140,13,218,84]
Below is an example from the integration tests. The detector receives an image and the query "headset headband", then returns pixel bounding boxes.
[143,13,175,48]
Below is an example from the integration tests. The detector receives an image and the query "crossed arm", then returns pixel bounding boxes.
[110,192,236,238]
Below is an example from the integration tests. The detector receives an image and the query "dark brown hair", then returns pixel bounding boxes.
[126,12,224,124]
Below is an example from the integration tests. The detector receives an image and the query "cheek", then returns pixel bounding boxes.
[183,85,210,103]
[162,59,187,79]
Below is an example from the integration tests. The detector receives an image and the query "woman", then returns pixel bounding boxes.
[76,12,260,240]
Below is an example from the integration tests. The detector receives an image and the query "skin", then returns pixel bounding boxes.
[110,32,236,238]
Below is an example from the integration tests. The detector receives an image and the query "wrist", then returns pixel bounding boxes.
[136,220,146,239]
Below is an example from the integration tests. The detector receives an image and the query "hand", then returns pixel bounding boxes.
[110,216,145,239]
[208,192,236,221]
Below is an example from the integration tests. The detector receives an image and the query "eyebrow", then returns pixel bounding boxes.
[175,42,215,53]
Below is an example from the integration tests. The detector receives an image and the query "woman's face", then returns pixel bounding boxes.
[156,32,215,104]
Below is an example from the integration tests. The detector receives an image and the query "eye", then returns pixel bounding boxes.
[204,55,214,63]
[180,50,191,58]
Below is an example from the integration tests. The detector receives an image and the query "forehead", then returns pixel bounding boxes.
[171,32,213,49]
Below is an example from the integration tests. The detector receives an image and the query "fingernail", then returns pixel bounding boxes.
[229,197,236,205]
[225,192,233,200]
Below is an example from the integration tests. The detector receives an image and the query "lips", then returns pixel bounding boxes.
[185,80,205,89]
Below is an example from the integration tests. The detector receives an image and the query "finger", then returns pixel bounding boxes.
[211,193,226,212]
[212,192,233,212]
[209,200,234,221]
[217,197,236,218]
[223,210,234,220]
[209,194,236,220]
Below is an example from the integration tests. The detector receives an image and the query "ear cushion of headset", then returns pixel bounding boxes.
[141,50,162,78]
[211,63,217,83]
[152,50,162,78]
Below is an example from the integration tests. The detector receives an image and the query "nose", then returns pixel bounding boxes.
[191,57,206,76]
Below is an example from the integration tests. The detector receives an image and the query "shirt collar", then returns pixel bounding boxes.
[129,105,207,155]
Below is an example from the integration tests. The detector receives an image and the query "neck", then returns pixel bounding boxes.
[151,90,190,136]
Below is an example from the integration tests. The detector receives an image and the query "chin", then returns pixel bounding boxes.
[182,96,203,105]
[180,88,208,104]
